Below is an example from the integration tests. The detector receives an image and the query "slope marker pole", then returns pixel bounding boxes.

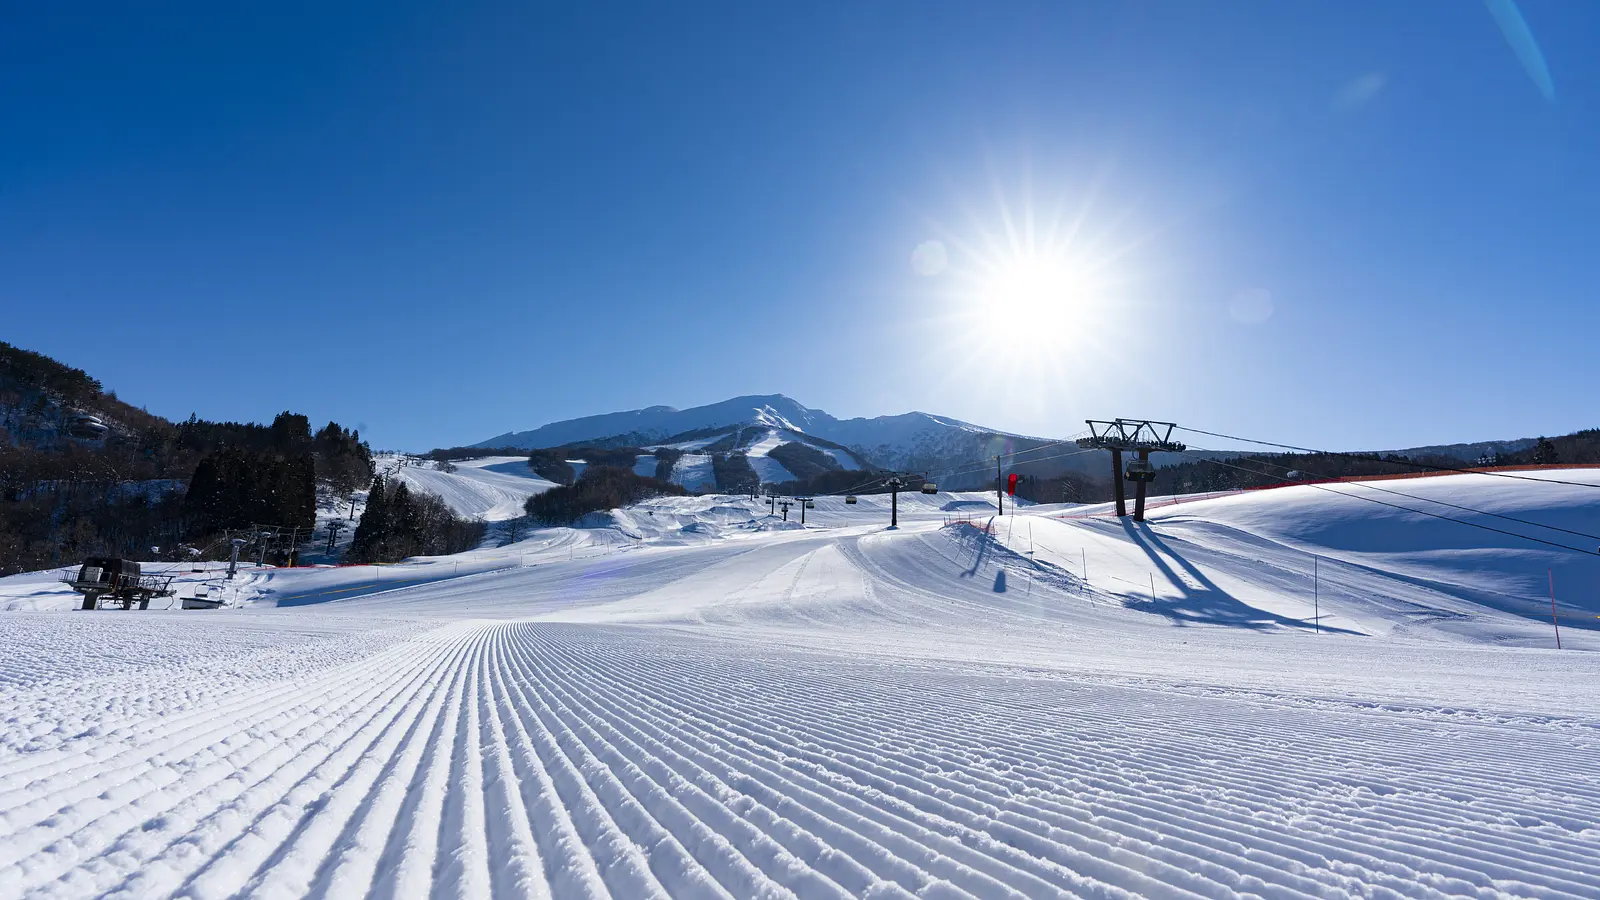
[996,455,1004,517]
[1314,555,1320,635]
[1549,569,1562,649]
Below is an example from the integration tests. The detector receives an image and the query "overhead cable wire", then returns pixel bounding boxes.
[1181,445,1600,544]
[923,447,1102,485]
[827,473,893,497]
[1177,425,1600,491]
[1177,451,1599,557]
[819,447,1104,497]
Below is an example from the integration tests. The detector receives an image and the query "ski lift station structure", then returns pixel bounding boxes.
[1076,419,1186,522]
[61,558,177,610]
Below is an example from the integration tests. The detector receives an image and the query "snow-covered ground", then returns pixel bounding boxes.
[390,455,557,522]
[743,429,799,486]
[668,453,716,491]
[3,471,1599,897]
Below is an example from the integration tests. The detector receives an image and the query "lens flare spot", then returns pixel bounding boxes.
[911,240,948,276]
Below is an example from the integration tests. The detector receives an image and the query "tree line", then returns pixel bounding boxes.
[525,465,685,525]
[767,441,842,481]
[347,475,485,562]
[711,452,759,494]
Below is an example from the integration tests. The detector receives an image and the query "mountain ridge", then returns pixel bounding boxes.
[471,394,1574,490]
[472,394,1026,472]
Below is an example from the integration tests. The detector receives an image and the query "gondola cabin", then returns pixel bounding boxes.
[844,495,857,504]
[920,483,938,494]
[805,500,815,509]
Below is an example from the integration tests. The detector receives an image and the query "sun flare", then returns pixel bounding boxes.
[909,164,1164,415]
[984,257,1085,330]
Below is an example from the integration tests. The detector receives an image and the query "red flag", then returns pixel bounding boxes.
[1006,473,1018,496]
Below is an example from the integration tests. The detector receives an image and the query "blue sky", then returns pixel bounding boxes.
[3,1,1596,452]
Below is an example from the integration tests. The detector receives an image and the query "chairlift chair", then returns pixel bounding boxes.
[1123,458,1157,483]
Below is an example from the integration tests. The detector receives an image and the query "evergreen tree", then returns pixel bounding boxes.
[389,481,419,557]
[279,452,316,528]
[270,411,313,452]
[1533,436,1560,465]
[312,421,374,495]
[349,476,388,561]
[184,455,222,529]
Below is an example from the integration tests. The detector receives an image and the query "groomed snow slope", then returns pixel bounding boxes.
[742,429,798,486]
[390,456,557,522]
[3,473,1600,898]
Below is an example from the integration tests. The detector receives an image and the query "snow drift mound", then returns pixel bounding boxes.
[1148,471,1600,621]
[978,469,1600,645]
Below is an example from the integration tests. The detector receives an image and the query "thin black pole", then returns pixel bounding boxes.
[1111,448,1127,517]
[1549,569,1562,649]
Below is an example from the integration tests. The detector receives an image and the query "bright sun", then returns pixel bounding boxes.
[915,168,1145,385]
[983,257,1084,332]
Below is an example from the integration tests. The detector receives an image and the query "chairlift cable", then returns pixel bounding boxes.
[912,447,1104,487]
[798,429,1103,499]
[826,474,893,497]
[1184,445,1600,543]
[1177,452,1600,557]
[1177,425,1600,490]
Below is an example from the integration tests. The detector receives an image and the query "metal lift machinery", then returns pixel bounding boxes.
[1076,419,1186,522]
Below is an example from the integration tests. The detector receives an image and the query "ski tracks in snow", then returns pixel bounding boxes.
[3,621,1599,899]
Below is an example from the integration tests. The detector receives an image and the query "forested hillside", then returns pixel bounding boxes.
[0,342,373,574]
[525,466,685,525]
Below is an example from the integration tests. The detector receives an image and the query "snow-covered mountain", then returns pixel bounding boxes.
[475,394,1051,476]
[475,395,826,450]
[474,395,1551,489]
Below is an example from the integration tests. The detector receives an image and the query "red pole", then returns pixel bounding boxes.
[1548,569,1562,650]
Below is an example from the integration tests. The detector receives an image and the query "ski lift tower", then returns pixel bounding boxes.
[1076,419,1186,522]
[883,475,907,528]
